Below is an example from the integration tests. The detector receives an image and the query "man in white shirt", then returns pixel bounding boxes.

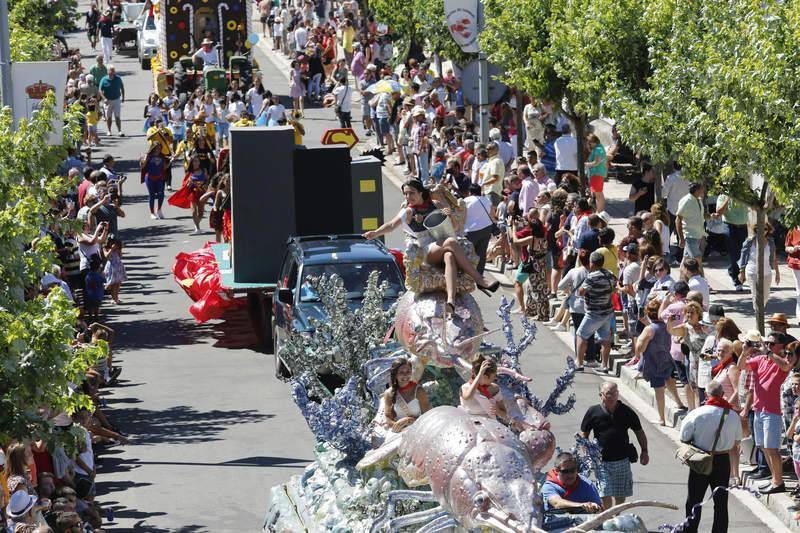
[331,77,353,128]
[517,166,539,216]
[192,38,219,72]
[679,381,742,533]
[463,183,497,274]
[489,128,514,169]
[294,21,308,53]
[553,124,578,178]
[662,162,690,231]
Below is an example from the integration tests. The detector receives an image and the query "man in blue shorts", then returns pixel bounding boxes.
[575,251,616,372]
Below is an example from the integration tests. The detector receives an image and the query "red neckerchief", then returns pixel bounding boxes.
[546,468,580,499]
[398,381,417,394]
[409,201,431,210]
[705,396,735,411]
[470,378,494,399]
[711,358,734,378]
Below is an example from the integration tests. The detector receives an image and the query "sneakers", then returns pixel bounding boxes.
[592,367,610,375]
[150,213,158,220]
[749,470,771,480]
[735,283,744,292]
[543,319,559,327]
[549,324,567,332]
[166,185,173,191]
[157,209,165,219]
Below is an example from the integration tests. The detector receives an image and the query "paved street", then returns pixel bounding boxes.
[63,9,778,531]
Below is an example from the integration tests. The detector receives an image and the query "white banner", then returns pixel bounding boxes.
[444,0,479,53]
[12,61,69,145]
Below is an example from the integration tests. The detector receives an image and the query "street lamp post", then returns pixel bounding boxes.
[477,0,489,142]
[0,0,13,113]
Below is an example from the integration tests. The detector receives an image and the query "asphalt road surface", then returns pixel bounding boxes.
[63,9,775,531]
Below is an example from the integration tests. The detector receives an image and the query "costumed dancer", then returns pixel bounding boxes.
[168,156,208,234]
[363,179,499,315]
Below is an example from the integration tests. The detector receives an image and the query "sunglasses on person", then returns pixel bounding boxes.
[558,467,577,474]
[764,341,781,347]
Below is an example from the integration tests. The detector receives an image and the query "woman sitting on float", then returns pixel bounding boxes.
[362,179,500,314]
[371,358,431,447]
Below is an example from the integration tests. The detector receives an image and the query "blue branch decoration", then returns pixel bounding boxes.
[291,374,372,461]
[532,356,577,416]
[659,484,762,532]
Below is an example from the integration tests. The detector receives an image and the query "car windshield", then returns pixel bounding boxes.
[298,262,404,302]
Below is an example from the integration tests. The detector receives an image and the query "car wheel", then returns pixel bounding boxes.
[273,334,292,380]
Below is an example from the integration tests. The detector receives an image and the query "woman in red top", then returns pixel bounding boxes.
[786,226,800,320]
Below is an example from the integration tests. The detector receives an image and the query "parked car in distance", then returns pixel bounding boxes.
[115,2,145,51]
[136,7,158,69]
[272,235,405,380]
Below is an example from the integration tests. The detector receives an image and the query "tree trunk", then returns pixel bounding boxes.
[756,207,766,335]
[654,163,664,199]
[515,89,524,156]
[575,115,587,193]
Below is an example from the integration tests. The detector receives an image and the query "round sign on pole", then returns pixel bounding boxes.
[459,60,508,105]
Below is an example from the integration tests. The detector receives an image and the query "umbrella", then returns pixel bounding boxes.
[366,79,403,94]
[589,117,615,152]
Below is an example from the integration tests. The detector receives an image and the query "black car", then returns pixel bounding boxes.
[272,235,405,378]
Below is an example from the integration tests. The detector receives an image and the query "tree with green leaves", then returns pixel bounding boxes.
[372,0,473,66]
[481,0,651,186]
[609,0,800,332]
[0,96,100,446]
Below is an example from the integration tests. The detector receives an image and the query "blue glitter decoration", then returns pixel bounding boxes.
[531,356,577,417]
[291,374,372,461]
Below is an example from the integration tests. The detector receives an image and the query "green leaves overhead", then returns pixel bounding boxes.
[373,0,474,65]
[0,96,96,444]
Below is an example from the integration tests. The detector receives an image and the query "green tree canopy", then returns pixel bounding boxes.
[0,96,97,445]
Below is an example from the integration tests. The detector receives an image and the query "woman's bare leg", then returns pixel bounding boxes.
[665,378,687,409]
[512,282,525,312]
[434,237,488,285]
[654,387,666,425]
[443,251,456,305]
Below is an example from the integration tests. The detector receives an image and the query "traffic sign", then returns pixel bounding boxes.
[321,128,360,149]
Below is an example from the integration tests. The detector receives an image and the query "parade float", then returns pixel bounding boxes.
[262,198,676,532]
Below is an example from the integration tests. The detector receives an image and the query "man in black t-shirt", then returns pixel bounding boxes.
[628,162,656,215]
[581,382,649,509]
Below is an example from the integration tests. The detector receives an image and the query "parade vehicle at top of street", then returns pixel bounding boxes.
[145,0,254,94]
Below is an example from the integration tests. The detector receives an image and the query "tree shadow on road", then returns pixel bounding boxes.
[110,405,272,446]
[115,317,213,351]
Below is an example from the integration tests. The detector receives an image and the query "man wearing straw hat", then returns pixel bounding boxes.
[193,38,220,72]
[767,312,797,343]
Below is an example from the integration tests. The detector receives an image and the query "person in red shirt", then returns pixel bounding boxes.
[738,332,798,493]
[77,169,101,208]
[430,92,447,121]
[786,226,800,320]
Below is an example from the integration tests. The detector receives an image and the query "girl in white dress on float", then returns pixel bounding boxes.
[371,358,431,447]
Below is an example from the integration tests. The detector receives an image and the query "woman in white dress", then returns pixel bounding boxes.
[371,358,431,447]
[739,222,779,311]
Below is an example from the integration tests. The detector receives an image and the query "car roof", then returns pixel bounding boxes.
[292,237,394,266]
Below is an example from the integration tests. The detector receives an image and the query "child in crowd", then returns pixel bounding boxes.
[85,97,100,147]
[103,237,126,304]
[83,255,105,320]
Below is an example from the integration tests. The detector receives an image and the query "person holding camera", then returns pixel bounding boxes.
[737,331,798,494]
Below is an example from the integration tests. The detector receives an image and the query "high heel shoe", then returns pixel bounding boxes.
[476,280,500,296]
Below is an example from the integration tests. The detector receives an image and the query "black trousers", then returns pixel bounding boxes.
[337,110,352,129]
[466,225,494,275]
[683,453,730,533]
[726,223,748,282]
